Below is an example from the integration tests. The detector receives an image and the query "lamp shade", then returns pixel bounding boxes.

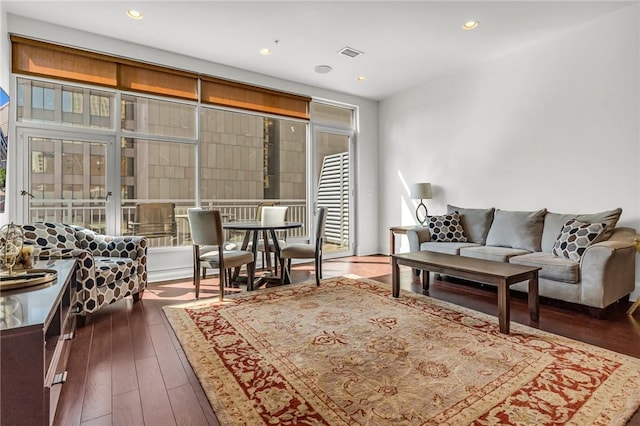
[410,183,433,200]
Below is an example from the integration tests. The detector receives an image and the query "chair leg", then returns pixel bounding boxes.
[219,267,225,300]
[202,267,207,279]
[193,249,201,299]
[315,255,320,286]
[273,251,278,276]
[247,262,255,291]
[195,267,201,299]
[132,289,144,302]
[280,257,286,284]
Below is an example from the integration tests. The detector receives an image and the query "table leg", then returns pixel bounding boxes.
[422,269,429,292]
[497,279,510,334]
[270,229,283,278]
[392,257,400,297]
[389,229,395,257]
[233,231,253,282]
[262,230,272,272]
[528,273,539,322]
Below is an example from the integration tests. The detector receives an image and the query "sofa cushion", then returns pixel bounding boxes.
[485,209,546,252]
[509,252,580,284]
[576,208,622,243]
[446,205,495,245]
[459,246,531,263]
[541,212,577,253]
[427,213,467,242]
[94,256,136,287]
[420,241,481,255]
[552,219,606,262]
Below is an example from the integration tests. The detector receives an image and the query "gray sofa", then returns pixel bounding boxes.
[407,205,636,316]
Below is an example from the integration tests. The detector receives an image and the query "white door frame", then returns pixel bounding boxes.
[15,127,117,232]
[310,123,356,258]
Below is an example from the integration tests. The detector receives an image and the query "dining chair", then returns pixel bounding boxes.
[279,206,328,286]
[252,205,289,273]
[187,208,255,299]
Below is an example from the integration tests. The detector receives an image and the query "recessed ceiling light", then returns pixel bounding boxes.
[260,48,272,56]
[127,9,143,20]
[356,76,367,82]
[462,20,479,30]
[314,65,333,74]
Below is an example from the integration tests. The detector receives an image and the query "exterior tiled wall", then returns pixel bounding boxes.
[200,108,263,199]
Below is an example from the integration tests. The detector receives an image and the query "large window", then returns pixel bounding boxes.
[199,107,308,234]
[17,78,114,129]
[13,71,354,278]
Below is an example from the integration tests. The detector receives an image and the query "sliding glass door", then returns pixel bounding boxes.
[312,127,353,257]
[16,129,116,233]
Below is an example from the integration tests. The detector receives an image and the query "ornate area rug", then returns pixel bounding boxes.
[163,276,640,425]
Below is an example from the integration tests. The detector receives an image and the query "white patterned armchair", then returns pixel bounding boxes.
[22,223,148,324]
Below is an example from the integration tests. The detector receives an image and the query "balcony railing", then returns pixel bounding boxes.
[28,198,308,248]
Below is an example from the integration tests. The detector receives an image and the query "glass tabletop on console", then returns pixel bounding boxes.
[0,258,76,331]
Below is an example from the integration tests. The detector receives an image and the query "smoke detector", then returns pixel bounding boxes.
[338,46,364,58]
[314,65,333,74]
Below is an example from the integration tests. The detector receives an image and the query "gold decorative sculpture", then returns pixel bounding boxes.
[0,223,24,276]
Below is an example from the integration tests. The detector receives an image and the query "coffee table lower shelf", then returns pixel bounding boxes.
[391,251,540,334]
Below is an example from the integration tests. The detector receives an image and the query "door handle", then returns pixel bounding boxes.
[105,191,113,202]
[20,190,35,198]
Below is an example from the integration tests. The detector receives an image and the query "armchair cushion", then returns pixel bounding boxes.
[94,256,136,286]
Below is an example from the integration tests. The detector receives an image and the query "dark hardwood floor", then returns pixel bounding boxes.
[54,255,640,425]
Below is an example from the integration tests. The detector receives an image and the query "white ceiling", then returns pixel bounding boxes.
[3,1,635,100]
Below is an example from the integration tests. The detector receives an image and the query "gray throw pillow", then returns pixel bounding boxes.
[446,205,495,245]
[485,209,547,252]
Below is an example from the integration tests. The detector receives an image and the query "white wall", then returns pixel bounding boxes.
[3,14,380,258]
[379,6,640,297]
[0,4,8,226]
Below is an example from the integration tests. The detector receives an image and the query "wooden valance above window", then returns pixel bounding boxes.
[11,35,310,119]
[201,77,310,120]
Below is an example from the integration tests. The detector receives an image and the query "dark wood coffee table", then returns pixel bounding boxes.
[392,251,540,334]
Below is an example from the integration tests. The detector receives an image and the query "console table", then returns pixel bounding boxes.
[1,258,76,425]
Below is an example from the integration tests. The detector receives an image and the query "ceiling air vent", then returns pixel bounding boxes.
[338,46,363,58]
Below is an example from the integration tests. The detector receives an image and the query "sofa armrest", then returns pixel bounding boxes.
[74,227,147,260]
[406,227,431,252]
[579,227,636,308]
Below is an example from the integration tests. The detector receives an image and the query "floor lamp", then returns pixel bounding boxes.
[410,183,432,226]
